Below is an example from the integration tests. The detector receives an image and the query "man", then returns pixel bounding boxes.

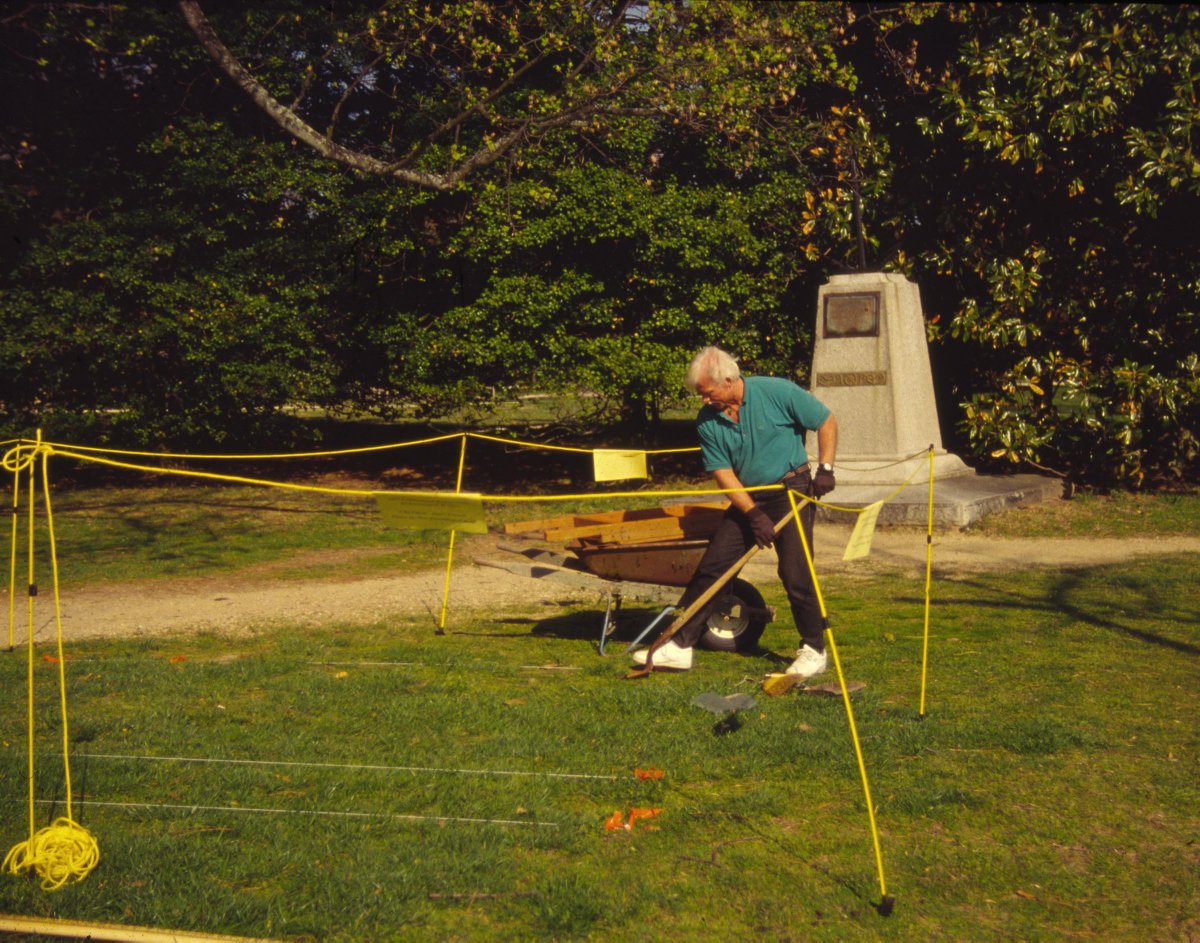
[633,346,838,674]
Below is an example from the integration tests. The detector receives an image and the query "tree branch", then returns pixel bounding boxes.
[327,49,389,138]
[177,0,721,191]
[178,0,455,190]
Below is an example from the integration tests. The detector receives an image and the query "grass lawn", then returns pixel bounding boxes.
[0,481,1197,941]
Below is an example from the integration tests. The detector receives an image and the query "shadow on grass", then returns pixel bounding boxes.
[447,610,611,644]
[524,608,663,644]
[896,558,1200,658]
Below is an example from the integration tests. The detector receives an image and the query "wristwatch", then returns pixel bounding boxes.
[819,463,833,473]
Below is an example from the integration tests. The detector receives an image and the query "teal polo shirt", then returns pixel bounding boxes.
[696,376,831,487]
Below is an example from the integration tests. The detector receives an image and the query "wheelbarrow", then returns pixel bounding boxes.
[481,503,775,654]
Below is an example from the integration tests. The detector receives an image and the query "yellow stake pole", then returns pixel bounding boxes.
[23,433,40,844]
[437,434,469,634]
[7,441,20,651]
[919,445,935,718]
[6,434,100,888]
[787,489,894,915]
[41,446,77,819]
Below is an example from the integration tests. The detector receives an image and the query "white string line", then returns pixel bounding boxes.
[34,798,558,829]
[313,660,581,671]
[75,752,620,782]
[315,660,412,667]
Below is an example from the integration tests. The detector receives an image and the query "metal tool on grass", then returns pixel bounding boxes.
[691,691,757,734]
[625,506,797,679]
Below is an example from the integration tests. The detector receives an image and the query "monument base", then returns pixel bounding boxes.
[830,450,974,486]
[814,471,1064,529]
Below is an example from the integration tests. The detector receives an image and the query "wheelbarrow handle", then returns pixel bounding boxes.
[632,503,801,675]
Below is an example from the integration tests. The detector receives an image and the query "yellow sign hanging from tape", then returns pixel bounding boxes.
[843,500,885,561]
[375,492,487,533]
[593,449,648,481]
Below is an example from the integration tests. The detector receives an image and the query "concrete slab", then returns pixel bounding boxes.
[816,472,1065,529]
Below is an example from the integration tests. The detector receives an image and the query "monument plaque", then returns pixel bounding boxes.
[823,292,880,338]
[816,371,888,387]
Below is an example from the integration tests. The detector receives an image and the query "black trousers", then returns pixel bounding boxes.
[672,483,823,652]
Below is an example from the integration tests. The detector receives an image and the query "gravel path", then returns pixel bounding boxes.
[20,528,1198,644]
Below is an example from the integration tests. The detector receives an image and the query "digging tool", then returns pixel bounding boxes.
[625,503,800,679]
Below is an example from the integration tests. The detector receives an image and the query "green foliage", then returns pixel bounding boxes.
[426,144,822,427]
[0,3,1197,484]
[0,120,341,446]
[882,3,1200,485]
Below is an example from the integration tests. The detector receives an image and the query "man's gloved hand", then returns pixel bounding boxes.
[812,465,836,497]
[746,506,775,548]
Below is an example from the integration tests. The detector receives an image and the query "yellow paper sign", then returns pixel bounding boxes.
[593,449,648,481]
[375,492,487,534]
[843,500,885,561]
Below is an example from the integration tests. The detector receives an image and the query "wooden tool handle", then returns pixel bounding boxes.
[641,505,798,667]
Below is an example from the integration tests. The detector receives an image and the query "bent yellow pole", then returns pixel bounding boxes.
[787,488,894,916]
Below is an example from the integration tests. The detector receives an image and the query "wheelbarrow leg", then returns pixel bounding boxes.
[599,589,624,655]
[622,606,676,654]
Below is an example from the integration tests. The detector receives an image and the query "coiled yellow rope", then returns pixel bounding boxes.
[3,817,100,891]
[2,435,100,890]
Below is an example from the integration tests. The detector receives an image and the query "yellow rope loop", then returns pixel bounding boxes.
[1,442,51,475]
[3,817,99,891]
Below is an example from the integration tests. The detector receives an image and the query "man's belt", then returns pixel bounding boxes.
[780,465,811,490]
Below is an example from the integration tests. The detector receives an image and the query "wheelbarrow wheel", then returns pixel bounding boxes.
[700,578,769,653]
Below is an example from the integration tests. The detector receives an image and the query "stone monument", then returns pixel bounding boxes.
[805,272,1059,526]
[807,272,971,484]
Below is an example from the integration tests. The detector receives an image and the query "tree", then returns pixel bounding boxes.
[4,2,1195,484]
[934,4,1199,486]
[0,119,347,445]
[415,122,826,431]
[0,4,353,445]
[838,3,1200,486]
[172,1,855,432]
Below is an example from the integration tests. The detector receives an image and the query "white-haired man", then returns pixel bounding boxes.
[633,346,838,674]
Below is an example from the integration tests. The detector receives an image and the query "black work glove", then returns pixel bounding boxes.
[812,465,836,497]
[746,506,775,548]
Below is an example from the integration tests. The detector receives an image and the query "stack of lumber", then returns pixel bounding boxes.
[504,502,728,546]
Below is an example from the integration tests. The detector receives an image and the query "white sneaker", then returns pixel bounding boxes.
[631,638,693,671]
[785,644,828,679]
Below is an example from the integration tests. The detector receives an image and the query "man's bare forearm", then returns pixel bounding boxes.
[712,468,757,514]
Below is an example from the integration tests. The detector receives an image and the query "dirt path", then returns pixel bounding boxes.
[21,528,1200,644]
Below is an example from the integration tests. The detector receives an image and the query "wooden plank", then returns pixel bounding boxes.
[474,556,678,606]
[505,506,681,536]
[549,508,725,545]
[547,515,687,544]
[506,502,729,541]
[503,509,630,535]
[0,914,280,943]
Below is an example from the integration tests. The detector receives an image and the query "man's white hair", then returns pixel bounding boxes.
[685,346,741,391]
